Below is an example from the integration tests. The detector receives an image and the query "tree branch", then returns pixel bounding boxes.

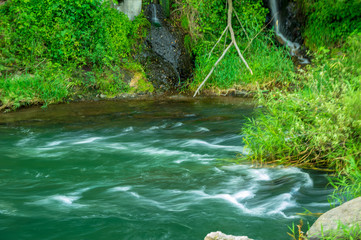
[193,0,253,97]
[193,43,233,97]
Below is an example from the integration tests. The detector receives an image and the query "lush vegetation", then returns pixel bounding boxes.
[1,0,361,238]
[0,0,150,111]
[298,0,361,50]
[173,0,294,92]
[240,3,361,237]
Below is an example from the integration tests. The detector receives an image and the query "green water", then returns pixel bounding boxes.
[0,98,332,240]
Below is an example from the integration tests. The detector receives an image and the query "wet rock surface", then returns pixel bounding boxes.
[139,4,192,92]
[263,0,309,64]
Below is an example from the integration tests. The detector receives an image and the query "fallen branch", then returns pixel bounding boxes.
[194,0,253,97]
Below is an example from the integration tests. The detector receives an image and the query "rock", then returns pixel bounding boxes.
[139,4,192,92]
[204,231,253,240]
[307,197,361,239]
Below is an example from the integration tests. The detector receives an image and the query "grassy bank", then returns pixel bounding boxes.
[0,0,152,111]
[240,2,361,238]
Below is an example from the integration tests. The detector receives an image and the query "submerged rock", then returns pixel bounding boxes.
[307,197,361,239]
[205,231,253,240]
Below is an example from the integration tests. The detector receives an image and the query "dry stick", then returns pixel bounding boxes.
[243,14,276,54]
[193,0,253,97]
[233,10,250,41]
[208,25,229,60]
[227,0,253,75]
[223,30,228,51]
[193,43,233,97]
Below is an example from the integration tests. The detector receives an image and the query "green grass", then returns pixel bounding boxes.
[242,33,361,172]
[189,33,294,92]
[0,63,70,111]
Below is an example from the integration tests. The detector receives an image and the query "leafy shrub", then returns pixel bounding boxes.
[299,0,361,50]
[0,0,148,73]
[0,0,150,110]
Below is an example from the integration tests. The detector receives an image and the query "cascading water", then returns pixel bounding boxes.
[151,4,161,27]
[268,0,310,64]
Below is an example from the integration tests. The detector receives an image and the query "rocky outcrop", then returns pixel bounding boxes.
[139,4,192,92]
[205,231,253,240]
[307,197,361,240]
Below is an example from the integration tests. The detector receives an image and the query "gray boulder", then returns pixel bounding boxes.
[205,231,253,240]
[307,197,361,239]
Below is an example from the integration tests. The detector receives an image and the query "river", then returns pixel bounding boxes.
[0,98,332,240]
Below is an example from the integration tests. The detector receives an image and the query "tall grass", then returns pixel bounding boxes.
[242,33,361,172]
[0,63,69,111]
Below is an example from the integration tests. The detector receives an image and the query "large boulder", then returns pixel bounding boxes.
[307,197,361,239]
[205,231,253,240]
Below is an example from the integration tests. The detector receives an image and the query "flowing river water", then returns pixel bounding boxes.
[0,98,332,240]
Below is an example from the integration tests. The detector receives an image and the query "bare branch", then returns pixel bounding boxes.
[234,9,250,41]
[208,25,229,60]
[193,43,233,97]
[193,0,253,97]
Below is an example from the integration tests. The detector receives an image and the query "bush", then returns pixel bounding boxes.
[299,0,361,50]
[0,0,148,72]
[0,0,150,110]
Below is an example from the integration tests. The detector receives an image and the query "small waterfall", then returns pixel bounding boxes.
[151,4,161,27]
[268,0,309,64]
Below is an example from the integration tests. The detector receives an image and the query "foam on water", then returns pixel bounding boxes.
[73,137,103,145]
[109,186,132,192]
[181,139,245,152]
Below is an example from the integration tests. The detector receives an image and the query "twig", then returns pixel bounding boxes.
[234,9,250,41]
[227,0,252,75]
[243,13,276,54]
[193,0,253,97]
[193,43,233,97]
[208,25,229,60]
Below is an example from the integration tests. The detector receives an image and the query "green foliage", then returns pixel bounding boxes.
[329,158,361,206]
[0,0,150,110]
[174,0,294,91]
[242,33,361,171]
[189,33,294,91]
[0,0,148,71]
[299,0,361,50]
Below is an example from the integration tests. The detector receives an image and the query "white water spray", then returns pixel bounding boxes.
[268,0,309,64]
[151,4,161,27]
